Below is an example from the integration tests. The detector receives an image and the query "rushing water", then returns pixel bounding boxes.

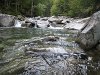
[0,27,100,75]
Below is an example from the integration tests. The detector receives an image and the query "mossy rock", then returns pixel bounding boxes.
[0,44,4,52]
[5,39,16,46]
[0,37,4,43]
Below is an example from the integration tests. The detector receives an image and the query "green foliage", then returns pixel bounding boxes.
[51,4,58,15]
[0,0,99,17]
[67,0,95,17]
[36,3,46,16]
[0,44,4,51]
[51,0,68,16]
[51,0,96,17]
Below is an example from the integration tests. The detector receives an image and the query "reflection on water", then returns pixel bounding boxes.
[0,28,100,75]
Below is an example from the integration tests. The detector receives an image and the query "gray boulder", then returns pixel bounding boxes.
[21,22,35,28]
[0,14,15,27]
[21,18,36,27]
[76,11,100,50]
[17,15,25,21]
[96,44,100,50]
[36,20,50,28]
[48,16,63,24]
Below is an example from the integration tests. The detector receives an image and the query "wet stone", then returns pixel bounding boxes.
[42,36,59,42]
[22,50,88,75]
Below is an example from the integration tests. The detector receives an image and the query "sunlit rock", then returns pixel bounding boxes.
[64,17,90,30]
[48,16,63,24]
[76,11,100,50]
[0,14,15,27]
[35,16,41,20]
[65,22,85,30]
[61,19,70,24]
[25,18,35,23]
[21,18,36,27]
[36,20,50,28]
[76,17,90,23]
[40,17,48,21]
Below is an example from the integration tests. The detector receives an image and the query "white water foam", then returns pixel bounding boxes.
[47,47,67,53]
[49,26,64,30]
[15,20,22,27]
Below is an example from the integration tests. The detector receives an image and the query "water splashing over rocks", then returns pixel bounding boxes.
[0,16,99,75]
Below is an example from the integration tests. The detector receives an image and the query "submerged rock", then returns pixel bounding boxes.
[0,14,15,27]
[76,11,100,50]
[42,36,59,42]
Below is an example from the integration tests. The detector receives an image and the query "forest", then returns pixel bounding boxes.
[0,0,100,17]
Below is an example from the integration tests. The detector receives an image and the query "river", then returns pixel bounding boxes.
[0,27,100,75]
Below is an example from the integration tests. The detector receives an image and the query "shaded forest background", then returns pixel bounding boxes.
[0,0,100,17]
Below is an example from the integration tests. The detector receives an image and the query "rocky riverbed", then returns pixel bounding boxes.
[0,27,99,75]
[0,12,100,75]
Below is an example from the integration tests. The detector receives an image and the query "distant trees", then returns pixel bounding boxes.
[0,0,100,17]
[51,0,96,17]
[0,0,32,16]
[67,0,95,17]
[34,0,52,16]
[51,0,68,16]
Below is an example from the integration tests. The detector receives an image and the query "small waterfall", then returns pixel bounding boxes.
[15,20,22,27]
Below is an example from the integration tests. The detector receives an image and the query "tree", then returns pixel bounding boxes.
[51,0,69,16]
[67,0,95,17]
[0,0,99,17]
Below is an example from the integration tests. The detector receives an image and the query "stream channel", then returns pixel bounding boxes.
[0,27,100,75]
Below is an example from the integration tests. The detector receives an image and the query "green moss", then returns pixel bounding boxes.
[0,44,4,52]
[75,37,80,43]
[4,39,16,46]
[0,57,32,75]
[66,38,75,42]
[0,37,4,43]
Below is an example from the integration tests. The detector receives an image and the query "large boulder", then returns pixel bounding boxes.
[64,17,90,30]
[96,44,100,50]
[76,11,100,50]
[48,16,63,24]
[36,20,50,28]
[17,15,25,21]
[25,18,35,23]
[65,22,85,30]
[0,14,15,27]
[21,22,35,28]
[21,18,36,27]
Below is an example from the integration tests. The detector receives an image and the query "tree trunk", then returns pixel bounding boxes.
[31,0,34,17]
